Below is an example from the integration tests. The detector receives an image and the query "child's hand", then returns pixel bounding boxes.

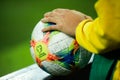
[41,8,92,37]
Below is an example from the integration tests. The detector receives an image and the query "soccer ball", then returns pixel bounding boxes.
[30,21,91,76]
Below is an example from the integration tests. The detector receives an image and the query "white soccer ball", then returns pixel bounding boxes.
[30,21,91,76]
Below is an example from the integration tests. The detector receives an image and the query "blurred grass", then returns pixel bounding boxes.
[0,0,97,76]
[0,40,33,76]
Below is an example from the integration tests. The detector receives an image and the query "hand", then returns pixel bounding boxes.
[41,8,92,37]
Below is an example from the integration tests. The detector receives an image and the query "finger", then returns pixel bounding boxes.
[41,17,49,22]
[53,8,69,12]
[41,17,58,23]
[44,11,59,17]
[71,10,86,16]
[42,25,58,32]
[53,8,63,12]
[84,16,93,20]
[44,12,52,17]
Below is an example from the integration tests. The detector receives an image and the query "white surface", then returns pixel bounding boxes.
[0,64,50,80]
[88,54,94,63]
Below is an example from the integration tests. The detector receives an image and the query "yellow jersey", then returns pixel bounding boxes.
[76,0,120,79]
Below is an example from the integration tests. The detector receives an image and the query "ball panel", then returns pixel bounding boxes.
[41,61,71,76]
[31,21,44,41]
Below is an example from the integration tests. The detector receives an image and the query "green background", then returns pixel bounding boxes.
[0,0,97,77]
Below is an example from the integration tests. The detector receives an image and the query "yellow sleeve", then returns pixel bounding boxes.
[76,0,120,54]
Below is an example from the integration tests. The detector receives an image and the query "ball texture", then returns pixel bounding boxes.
[30,21,91,76]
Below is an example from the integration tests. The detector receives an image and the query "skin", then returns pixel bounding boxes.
[41,8,92,37]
